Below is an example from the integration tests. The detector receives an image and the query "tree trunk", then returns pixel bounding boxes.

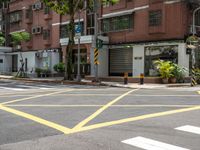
[64,12,75,80]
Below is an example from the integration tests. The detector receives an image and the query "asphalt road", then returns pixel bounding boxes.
[0,79,200,150]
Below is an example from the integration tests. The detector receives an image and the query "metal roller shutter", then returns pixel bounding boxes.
[109,48,133,76]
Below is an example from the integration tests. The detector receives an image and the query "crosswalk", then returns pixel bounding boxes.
[0,85,55,91]
[122,125,200,150]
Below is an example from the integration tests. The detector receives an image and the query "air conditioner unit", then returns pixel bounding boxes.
[35,52,42,58]
[32,4,36,10]
[32,2,42,10]
[32,27,36,34]
[35,2,42,10]
[36,26,43,34]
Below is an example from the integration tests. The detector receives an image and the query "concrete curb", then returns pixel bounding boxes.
[0,76,198,89]
[0,77,107,87]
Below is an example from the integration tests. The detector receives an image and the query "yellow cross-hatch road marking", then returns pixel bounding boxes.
[0,105,71,133]
[73,89,138,130]
[5,104,199,108]
[1,89,74,105]
[66,105,200,134]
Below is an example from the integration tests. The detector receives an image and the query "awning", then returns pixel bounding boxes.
[102,5,149,19]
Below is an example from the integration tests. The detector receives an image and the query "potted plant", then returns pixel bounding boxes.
[170,63,187,83]
[154,60,174,84]
[35,68,42,77]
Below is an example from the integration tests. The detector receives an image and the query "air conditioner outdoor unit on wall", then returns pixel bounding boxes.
[32,2,42,10]
[35,52,43,58]
[32,27,36,34]
[32,4,36,10]
[35,2,42,10]
[36,26,43,34]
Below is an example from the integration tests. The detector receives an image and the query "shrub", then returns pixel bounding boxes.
[171,63,187,83]
[54,62,65,73]
[195,68,200,84]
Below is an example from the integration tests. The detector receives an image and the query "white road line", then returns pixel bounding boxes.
[175,125,200,135]
[40,87,54,90]
[122,136,189,150]
[0,87,28,91]
[17,85,54,89]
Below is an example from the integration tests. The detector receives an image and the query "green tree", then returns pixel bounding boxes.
[43,0,119,80]
[10,31,31,46]
[10,31,31,78]
[0,32,5,46]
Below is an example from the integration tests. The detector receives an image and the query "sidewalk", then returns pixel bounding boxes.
[0,75,197,89]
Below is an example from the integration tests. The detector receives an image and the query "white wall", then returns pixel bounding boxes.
[50,52,60,73]
[0,54,12,73]
[132,43,189,77]
[178,43,189,76]
[17,52,36,74]
[132,45,145,76]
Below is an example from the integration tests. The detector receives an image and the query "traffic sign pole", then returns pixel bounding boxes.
[76,10,81,82]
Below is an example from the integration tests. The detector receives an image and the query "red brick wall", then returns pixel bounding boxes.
[9,0,60,51]
[102,0,189,44]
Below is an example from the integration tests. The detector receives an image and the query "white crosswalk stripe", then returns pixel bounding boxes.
[17,85,54,90]
[0,85,54,91]
[175,125,200,135]
[0,87,28,91]
[122,136,190,150]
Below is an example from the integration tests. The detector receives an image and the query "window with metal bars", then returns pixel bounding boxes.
[102,14,133,32]
[43,29,50,40]
[149,10,162,26]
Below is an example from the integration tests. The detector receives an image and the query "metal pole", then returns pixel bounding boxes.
[192,7,200,36]
[191,7,200,86]
[77,10,81,82]
[94,0,98,82]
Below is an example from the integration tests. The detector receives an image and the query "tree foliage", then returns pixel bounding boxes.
[0,32,5,46]
[10,31,31,46]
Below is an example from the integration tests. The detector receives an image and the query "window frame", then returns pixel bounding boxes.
[149,10,162,26]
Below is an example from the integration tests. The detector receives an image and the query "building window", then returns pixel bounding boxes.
[72,49,87,64]
[43,29,50,40]
[25,6,33,19]
[44,5,50,14]
[144,45,178,76]
[60,22,84,38]
[149,10,162,26]
[102,14,133,32]
[10,11,22,23]
[196,10,200,26]
[87,13,94,35]
[0,59,3,63]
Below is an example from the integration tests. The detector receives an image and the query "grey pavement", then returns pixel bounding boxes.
[0,80,199,150]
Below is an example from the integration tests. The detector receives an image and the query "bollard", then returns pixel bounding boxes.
[140,73,144,85]
[124,72,128,85]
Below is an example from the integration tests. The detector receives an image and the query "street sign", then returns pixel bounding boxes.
[75,24,81,38]
[96,38,103,49]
